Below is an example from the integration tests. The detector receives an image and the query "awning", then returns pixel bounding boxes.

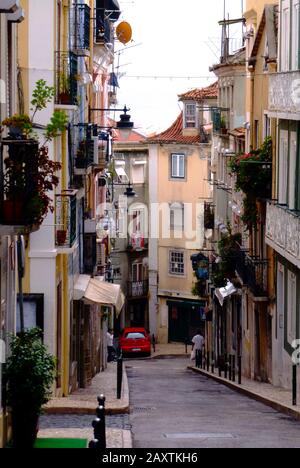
[215,282,237,307]
[115,167,128,179]
[84,278,125,314]
[74,275,91,301]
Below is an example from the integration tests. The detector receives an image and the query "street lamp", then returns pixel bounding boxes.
[89,105,134,140]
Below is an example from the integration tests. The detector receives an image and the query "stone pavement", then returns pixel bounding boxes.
[188,364,300,421]
[45,362,129,416]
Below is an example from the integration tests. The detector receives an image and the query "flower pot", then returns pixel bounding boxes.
[2,200,24,225]
[12,411,39,448]
[56,229,67,246]
[58,92,71,105]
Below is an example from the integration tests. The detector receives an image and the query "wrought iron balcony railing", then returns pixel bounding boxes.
[204,201,215,229]
[235,247,268,297]
[55,51,78,106]
[70,4,91,55]
[55,190,77,248]
[0,138,40,227]
[127,280,149,299]
[94,8,113,45]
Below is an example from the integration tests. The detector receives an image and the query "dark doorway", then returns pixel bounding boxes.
[168,301,205,342]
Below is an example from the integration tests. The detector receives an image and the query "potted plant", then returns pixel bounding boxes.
[56,228,67,246]
[5,328,56,448]
[1,80,67,227]
[57,72,71,105]
[2,114,32,139]
[220,116,228,135]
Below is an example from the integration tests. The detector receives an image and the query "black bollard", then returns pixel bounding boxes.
[97,394,106,408]
[96,406,106,449]
[238,355,242,385]
[117,355,123,400]
[211,352,214,374]
[293,365,297,406]
[207,351,210,372]
[232,355,236,383]
[199,350,203,369]
[224,354,228,379]
[152,335,156,353]
[229,355,232,381]
[92,418,102,442]
[89,439,100,449]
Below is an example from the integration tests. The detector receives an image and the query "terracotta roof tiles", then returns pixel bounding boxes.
[178,82,218,102]
[147,113,202,145]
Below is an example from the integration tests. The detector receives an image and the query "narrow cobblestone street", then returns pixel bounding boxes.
[127,357,300,448]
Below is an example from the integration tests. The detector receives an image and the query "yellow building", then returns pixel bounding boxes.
[242,0,278,382]
[0,0,25,448]
[148,83,218,343]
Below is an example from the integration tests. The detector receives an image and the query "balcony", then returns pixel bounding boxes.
[204,202,215,229]
[212,108,229,136]
[94,9,113,45]
[55,52,78,106]
[70,4,91,56]
[269,71,300,119]
[266,202,300,268]
[127,280,149,299]
[55,190,77,251]
[235,248,268,297]
[0,139,41,231]
[128,233,148,252]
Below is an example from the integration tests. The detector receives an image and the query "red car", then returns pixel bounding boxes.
[119,328,151,357]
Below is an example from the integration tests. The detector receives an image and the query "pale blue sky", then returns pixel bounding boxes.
[114,0,245,134]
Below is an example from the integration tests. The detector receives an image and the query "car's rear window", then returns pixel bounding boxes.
[125,332,145,340]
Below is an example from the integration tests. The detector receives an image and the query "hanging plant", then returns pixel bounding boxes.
[228,137,272,229]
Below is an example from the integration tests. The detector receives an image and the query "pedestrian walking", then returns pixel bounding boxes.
[107,329,115,363]
[191,329,205,359]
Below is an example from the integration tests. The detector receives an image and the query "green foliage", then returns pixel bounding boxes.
[228,137,272,229]
[5,328,56,416]
[44,110,69,142]
[212,225,242,288]
[31,79,55,118]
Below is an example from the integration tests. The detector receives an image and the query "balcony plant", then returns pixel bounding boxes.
[5,328,56,448]
[1,80,67,227]
[56,71,71,105]
[228,136,272,229]
[212,226,242,289]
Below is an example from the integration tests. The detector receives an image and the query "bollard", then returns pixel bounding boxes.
[218,357,222,377]
[238,355,242,385]
[117,355,123,400]
[293,365,297,406]
[96,406,106,449]
[232,355,236,383]
[89,397,107,449]
[97,394,106,408]
[199,350,203,369]
[195,350,199,368]
[207,351,210,372]
[229,355,232,381]
[152,335,156,353]
[211,352,214,374]
[224,354,228,379]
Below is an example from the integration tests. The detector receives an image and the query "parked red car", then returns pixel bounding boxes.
[119,328,151,357]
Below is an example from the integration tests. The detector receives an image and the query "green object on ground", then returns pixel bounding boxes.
[34,438,88,449]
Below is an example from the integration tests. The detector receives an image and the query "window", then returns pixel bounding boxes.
[281,0,291,71]
[170,203,184,231]
[263,114,271,139]
[292,0,300,70]
[278,130,288,205]
[132,164,145,184]
[184,103,197,128]
[289,131,297,210]
[132,263,143,282]
[171,154,185,179]
[169,251,185,276]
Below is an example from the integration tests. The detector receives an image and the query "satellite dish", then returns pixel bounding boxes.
[116,21,132,45]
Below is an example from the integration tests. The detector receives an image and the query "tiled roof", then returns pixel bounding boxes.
[178,82,218,102]
[147,113,202,145]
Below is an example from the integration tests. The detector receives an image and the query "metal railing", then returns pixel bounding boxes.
[55,190,77,248]
[55,51,78,106]
[94,8,113,45]
[235,246,268,297]
[0,139,40,226]
[70,4,91,55]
